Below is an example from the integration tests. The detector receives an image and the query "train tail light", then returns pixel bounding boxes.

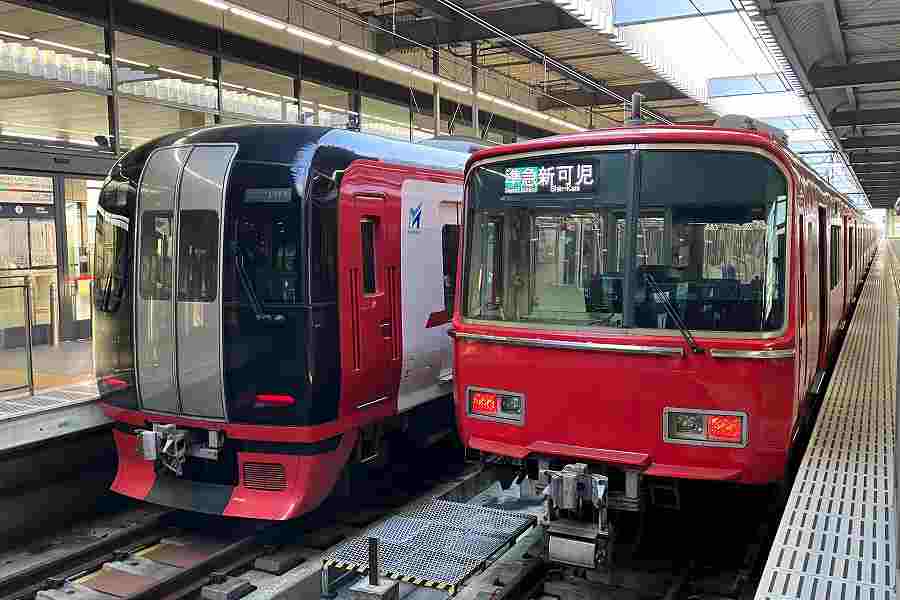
[467,387,524,424]
[255,394,295,407]
[664,409,747,447]
[101,376,128,390]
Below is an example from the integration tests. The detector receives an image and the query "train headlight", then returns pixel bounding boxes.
[663,408,747,447]
[467,387,524,425]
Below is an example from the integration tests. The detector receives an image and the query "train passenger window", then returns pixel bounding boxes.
[177,210,218,302]
[138,212,174,301]
[830,224,840,289]
[361,218,377,294]
[442,224,460,313]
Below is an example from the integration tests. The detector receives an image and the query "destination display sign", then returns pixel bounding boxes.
[504,163,595,194]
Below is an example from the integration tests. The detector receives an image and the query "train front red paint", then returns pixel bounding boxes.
[93,125,476,519]
[453,124,876,521]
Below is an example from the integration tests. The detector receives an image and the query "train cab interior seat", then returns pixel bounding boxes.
[584,273,623,314]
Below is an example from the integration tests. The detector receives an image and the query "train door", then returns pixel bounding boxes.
[816,206,828,364]
[135,145,235,418]
[341,189,397,412]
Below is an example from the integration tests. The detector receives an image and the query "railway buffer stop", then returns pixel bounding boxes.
[0,1,897,600]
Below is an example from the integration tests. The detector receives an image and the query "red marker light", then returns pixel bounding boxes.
[707,414,743,443]
[102,376,128,389]
[255,394,295,407]
[471,391,498,415]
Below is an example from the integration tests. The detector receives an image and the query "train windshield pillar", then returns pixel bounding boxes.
[463,148,789,335]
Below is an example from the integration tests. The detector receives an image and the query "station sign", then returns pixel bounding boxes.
[504,163,595,194]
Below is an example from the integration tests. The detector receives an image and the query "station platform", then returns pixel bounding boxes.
[756,246,897,600]
[0,379,109,454]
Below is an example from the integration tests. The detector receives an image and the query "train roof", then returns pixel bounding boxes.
[117,123,469,177]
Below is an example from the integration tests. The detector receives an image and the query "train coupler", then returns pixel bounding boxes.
[136,424,223,476]
[541,463,612,569]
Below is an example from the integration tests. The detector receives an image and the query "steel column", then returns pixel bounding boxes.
[471,42,479,134]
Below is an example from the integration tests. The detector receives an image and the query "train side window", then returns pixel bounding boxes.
[361,218,377,294]
[177,210,219,302]
[829,224,840,289]
[442,224,460,313]
[95,176,133,313]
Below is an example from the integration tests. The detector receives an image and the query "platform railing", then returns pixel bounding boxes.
[0,274,34,396]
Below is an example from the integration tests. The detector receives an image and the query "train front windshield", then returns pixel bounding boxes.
[463,149,789,334]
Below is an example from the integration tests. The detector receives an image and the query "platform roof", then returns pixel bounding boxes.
[747,0,900,208]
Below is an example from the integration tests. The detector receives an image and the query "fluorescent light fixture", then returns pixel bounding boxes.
[229,7,286,30]
[0,30,30,40]
[477,92,497,102]
[337,44,377,61]
[204,77,218,84]
[320,103,347,113]
[118,58,150,68]
[196,0,229,9]
[412,70,440,83]
[377,57,412,73]
[160,67,202,80]
[33,39,95,55]
[246,87,281,98]
[441,79,470,93]
[286,27,334,46]
[221,81,244,89]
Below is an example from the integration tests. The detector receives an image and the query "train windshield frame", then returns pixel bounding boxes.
[462,146,790,337]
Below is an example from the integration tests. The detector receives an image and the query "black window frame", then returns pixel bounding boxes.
[830,223,840,290]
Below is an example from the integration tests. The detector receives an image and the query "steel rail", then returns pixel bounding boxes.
[0,511,174,600]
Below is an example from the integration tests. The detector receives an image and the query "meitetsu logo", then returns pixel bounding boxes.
[408,202,423,232]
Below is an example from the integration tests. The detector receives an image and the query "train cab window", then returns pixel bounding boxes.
[463,149,788,334]
[465,152,628,327]
[177,210,218,302]
[442,224,460,313]
[830,224,840,289]
[361,218,377,294]
[139,212,174,300]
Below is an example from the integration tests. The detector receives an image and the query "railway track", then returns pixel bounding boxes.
[0,436,483,600]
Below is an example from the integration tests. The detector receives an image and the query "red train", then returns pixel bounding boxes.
[93,125,474,519]
[451,117,876,566]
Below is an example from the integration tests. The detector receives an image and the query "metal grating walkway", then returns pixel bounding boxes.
[755,247,896,600]
[321,499,536,595]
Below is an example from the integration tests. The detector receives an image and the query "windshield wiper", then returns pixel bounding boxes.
[644,273,703,355]
[230,241,285,324]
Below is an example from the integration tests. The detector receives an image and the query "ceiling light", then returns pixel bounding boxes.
[117,58,150,68]
[33,39,95,55]
[377,57,411,73]
[229,7,286,30]
[286,27,334,46]
[196,0,229,8]
[338,44,377,61]
[412,70,440,83]
[160,67,202,80]
[441,79,470,93]
[477,92,497,102]
[0,30,29,40]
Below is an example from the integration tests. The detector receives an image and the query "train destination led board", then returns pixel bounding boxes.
[504,163,595,194]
